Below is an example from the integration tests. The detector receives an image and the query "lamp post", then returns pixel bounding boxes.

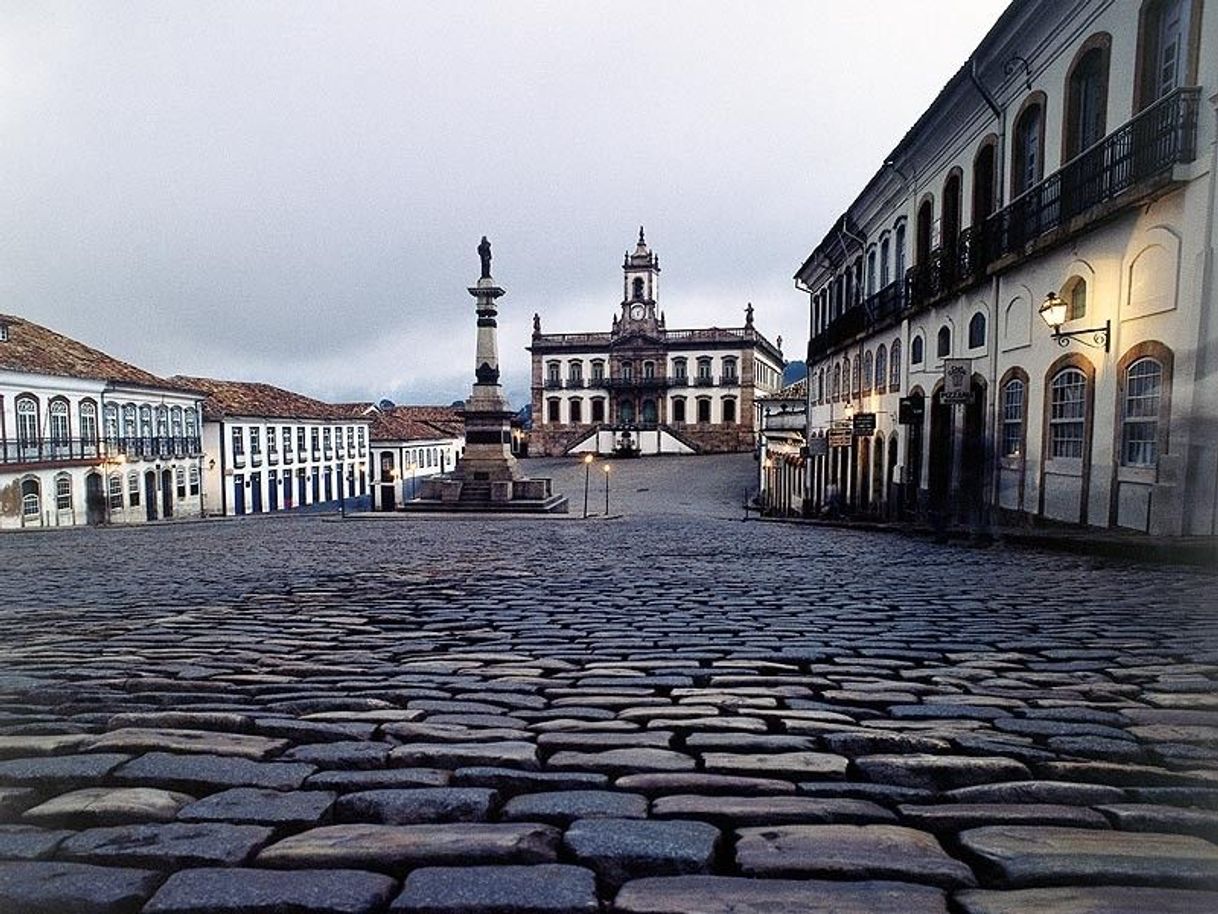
[1039,293,1110,352]
[603,462,611,516]
[582,453,593,518]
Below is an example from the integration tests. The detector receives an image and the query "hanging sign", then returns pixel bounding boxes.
[942,359,973,404]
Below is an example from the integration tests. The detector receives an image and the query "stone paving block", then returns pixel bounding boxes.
[651,794,895,827]
[0,753,130,787]
[535,731,674,753]
[0,734,88,759]
[501,790,648,825]
[382,723,532,744]
[452,767,609,793]
[0,824,74,860]
[548,749,695,774]
[22,787,195,827]
[563,817,720,890]
[281,741,390,769]
[305,768,451,791]
[112,752,315,793]
[734,824,977,889]
[798,782,936,804]
[897,803,1109,834]
[959,824,1218,888]
[107,712,256,734]
[1096,803,1218,839]
[944,780,1126,806]
[256,823,560,875]
[389,742,539,770]
[80,729,288,761]
[700,751,848,779]
[251,718,378,743]
[614,772,796,796]
[177,787,336,827]
[613,875,949,913]
[0,860,164,914]
[1038,761,1214,787]
[0,787,37,820]
[392,863,599,913]
[143,866,398,914]
[58,822,274,869]
[954,885,1218,913]
[854,754,1032,791]
[335,787,496,824]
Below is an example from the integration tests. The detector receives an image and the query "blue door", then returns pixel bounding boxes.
[298,472,307,508]
[233,474,246,515]
[268,471,279,511]
[251,472,263,513]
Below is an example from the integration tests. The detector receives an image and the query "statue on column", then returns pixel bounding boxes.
[478,236,493,280]
[532,313,541,335]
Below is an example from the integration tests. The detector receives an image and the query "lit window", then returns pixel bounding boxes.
[1002,379,1026,457]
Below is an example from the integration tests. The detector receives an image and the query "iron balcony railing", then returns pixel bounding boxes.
[905,86,1200,309]
[603,376,670,390]
[1,436,203,465]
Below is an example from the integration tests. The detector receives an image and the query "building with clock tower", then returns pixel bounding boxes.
[528,229,785,456]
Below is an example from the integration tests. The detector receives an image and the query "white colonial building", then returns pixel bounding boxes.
[0,314,205,529]
[360,404,466,510]
[786,0,1216,535]
[529,230,786,456]
[172,377,371,516]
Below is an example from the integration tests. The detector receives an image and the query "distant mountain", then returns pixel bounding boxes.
[782,361,808,386]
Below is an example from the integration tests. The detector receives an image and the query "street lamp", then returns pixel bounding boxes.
[582,453,593,518]
[1039,292,1110,352]
[603,462,611,516]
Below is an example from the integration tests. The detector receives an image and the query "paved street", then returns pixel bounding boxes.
[1,454,1216,913]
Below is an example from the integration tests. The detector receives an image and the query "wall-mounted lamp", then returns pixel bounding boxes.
[1039,293,1110,352]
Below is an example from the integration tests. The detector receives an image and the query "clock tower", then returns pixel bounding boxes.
[620,227,661,329]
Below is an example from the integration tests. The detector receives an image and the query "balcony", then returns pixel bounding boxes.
[251,450,263,467]
[603,376,670,390]
[906,86,1200,310]
[670,375,689,387]
[566,378,585,389]
[544,378,563,389]
[268,450,279,466]
[2,437,103,466]
[693,376,715,387]
[720,374,740,388]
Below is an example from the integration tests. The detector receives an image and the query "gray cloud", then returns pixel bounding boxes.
[2,0,1010,407]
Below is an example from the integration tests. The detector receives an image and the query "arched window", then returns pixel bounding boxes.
[1049,368,1088,458]
[863,351,874,392]
[155,405,168,437]
[1122,358,1164,466]
[1064,36,1110,160]
[894,222,907,280]
[1012,97,1046,197]
[79,401,99,445]
[546,399,560,423]
[21,478,40,517]
[591,359,606,382]
[817,369,825,403]
[16,396,39,448]
[968,312,987,350]
[937,326,951,358]
[911,335,924,366]
[852,357,861,395]
[568,360,583,383]
[1136,0,1196,111]
[916,199,934,266]
[104,404,119,441]
[55,473,72,510]
[569,399,583,424]
[49,399,70,446]
[722,357,738,381]
[170,406,184,438]
[619,399,636,423]
[890,339,902,388]
[185,407,199,438]
[139,405,153,440]
[942,170,962,253]
[722,398,737,424]
[623,360,635,381]
[880,236,891,287]
[642,360,656,379]
[832,363,842,400]
[866,249,877,296]
[672,397,686,423]
[973,139,997,224]
[1063,276,1088,321]
[696,398,712,423]
[123,404,138,440]
[672,358,687,381]
[1001,376,1027,457]
[842,357,851,399]
[632,277,645,300]
[696,358,712,381]
[875,345,888,393]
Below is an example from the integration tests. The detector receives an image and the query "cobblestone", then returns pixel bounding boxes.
[0,454,1215,911]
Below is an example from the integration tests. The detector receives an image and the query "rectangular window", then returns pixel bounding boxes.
[189,465,200,495]
[176,467,186,499]
[1049,370,1087,459]
[250,427,261,454]
[323,428,332,451]
[1001,381,1025,457]
[56,476,71,510]
[591,362,605,381]
[311,428,320,455]
[267,427,277,452]
[232,427,245,455]
[297,427,306,453]
[128,473,140,507]
[108,474,123,509]
[1122,360,1163,466]
[283,426,293,452]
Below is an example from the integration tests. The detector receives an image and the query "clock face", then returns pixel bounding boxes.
[630,304,645,320]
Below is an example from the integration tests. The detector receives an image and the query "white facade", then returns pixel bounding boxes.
[371,435,465,509]
[1,371,205,530]
[789,0,1217,534]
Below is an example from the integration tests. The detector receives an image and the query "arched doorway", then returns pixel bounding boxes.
[887,433,899,520]
[873,435,885,515]
[929,388,953,514]
[859,437,872,513]
[961,377,987,524]
[619,399,636,424]
[85,472,105,525]
[641,399,657,426]
[144,470,158,521]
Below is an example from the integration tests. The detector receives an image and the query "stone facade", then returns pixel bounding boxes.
[529,231,785,457]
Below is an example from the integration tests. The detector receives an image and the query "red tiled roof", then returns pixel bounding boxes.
[0,314,194,393]
[369,405,464,443]
[169,375,361,422]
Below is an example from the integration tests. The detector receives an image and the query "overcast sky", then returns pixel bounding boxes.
[3,1,1010,407]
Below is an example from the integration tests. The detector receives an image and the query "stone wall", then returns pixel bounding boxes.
[528,422,755,457]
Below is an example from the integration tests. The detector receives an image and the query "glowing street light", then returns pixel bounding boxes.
[583,453,594,518]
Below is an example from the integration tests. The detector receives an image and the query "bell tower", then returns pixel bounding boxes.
[621,227,660,325]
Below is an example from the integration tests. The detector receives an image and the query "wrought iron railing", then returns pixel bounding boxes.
[1,436,203,465]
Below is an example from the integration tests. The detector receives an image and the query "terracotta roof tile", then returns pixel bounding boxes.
[0,314,193,393]
[369,405,464,443]
[169,375,361,422]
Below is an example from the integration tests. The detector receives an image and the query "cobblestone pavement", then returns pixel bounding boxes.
[1,454,1217,913]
